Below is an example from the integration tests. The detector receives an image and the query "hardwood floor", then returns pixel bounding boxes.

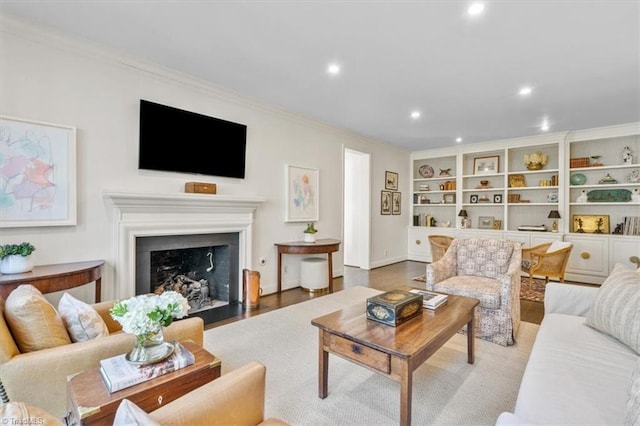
[205,260,544,330]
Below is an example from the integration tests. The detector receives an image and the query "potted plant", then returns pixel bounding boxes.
[0,242,36,274]
[303,223,318,243]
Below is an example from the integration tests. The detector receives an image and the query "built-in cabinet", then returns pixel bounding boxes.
[408,122,640,283]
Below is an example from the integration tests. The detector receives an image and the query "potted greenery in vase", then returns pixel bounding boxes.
[303,223,318,243]
[0,242,36,274]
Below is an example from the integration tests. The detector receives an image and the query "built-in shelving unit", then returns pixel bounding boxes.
[408,122,640,283]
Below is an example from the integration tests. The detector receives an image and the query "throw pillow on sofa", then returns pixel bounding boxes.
[586,263,640,354]
[58,292,109,342]
[4,284,71,352]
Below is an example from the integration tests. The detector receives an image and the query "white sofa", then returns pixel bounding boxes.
[497,282,639,425]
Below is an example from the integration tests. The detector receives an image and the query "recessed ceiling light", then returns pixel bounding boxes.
[410,111,421,120]
[519,86,533,96]
[541,119,550,131]
[468,2,485,16]
[456,137,463,143]
[327,63,341,76]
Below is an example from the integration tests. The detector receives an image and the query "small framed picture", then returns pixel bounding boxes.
[392,192,401,215]
[492,219,502,230]
[470,194,479,204]
[381,190,392,215]
[473,156,500,175]
[493,194,503,203]
[443,193,456,204]
[385,171,398,190]
[478,216,495,229]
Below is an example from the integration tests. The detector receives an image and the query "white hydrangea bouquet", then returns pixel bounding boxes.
[523,151,548,170]
[110,291,190,341]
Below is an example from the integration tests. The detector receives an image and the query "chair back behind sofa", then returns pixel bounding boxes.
[451,238,516,279]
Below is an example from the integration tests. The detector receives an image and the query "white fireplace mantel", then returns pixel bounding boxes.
[104,191,266,300]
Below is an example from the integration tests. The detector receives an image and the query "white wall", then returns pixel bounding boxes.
[0,17,410,301]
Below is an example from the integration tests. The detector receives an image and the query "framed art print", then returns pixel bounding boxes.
[285,165,319,222]
[381,190,392,215]
[478,216,495,229]
[0,116,77,228]
[470,194,479,204]
[493,194,503,203]
[385,171,398,190]
[473,156,500,175]
[392,192,401,215]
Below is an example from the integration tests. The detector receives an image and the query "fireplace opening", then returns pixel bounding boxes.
[136,233,243,325]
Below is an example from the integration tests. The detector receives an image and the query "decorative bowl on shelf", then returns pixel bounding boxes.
[570,173,587,185]
[418,164,434,178]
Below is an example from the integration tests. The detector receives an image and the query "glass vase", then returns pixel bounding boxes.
[126,328,174,365]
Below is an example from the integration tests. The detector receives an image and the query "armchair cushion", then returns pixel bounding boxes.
[114,399,160,426]
[58,292,109,342]
[430,275,501,309]
[0,402,63,426]
[585,262,640,354]
[4,284,71,352]
[546,241,572,253]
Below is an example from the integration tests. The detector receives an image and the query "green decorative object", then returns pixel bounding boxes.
[586,189,632,202]
[570,173,587,185]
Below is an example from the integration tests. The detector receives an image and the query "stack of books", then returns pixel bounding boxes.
[409,289,448,310]
[99,341,195,393]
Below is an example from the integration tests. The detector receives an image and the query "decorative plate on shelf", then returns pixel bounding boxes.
[418,164,434,178]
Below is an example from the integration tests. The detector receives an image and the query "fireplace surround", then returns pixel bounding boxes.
[104,192,265,322]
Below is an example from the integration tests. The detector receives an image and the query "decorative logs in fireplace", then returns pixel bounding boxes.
[154,274,214,312]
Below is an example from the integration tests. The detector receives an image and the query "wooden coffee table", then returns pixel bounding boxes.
[67,341,221,425]
[311,288,479,426]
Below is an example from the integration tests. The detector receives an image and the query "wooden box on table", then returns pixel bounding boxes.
[67,341,221,425]
[365,289,423,326]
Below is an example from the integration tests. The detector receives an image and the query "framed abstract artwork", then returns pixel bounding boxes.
[285,165,319,222]
[0,116,77,228]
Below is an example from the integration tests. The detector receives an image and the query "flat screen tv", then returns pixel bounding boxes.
[139,100,247,179]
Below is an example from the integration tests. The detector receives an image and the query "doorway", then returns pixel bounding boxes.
[343,148,371,269]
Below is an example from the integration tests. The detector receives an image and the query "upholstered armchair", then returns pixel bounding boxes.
[428,235,454,262]
[1,362,288,426]
[425,238,522,346]
[0,299,204,418]
[521,241,573,288]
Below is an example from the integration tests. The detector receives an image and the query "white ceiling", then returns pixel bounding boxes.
[2,1,639,151]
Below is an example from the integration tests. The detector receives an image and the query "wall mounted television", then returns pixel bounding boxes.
[139,99,247,179]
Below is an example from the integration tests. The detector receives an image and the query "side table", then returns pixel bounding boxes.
[66,341,221,425]
[0,260,104,302]
[274,239,340,293]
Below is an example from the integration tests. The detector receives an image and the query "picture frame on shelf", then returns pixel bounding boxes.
[509,174,526,188]
[392,192,401,215]
[478,216,495,229]
[473,156,500,175]
[443,193,456,204]
[470,194,479,204]
[493,194,502,203]
[285,165,319,222]
[385,171,398,190]
[492,219,502,230]
[381,190,392,215]
[572,214,610,234]
[0,116,77,228]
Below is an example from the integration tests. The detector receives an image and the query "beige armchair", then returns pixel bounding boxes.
[1,362,288,426]
[521,242,573,288]
[0,299,204,418]
[426,238,521,346]
[428,235,454,262]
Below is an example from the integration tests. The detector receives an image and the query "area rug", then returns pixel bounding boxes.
[204,286,539,425]
[412,275,546,303]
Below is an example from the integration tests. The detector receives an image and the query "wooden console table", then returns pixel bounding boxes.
[274,239,340,294]
[0,260,104,302]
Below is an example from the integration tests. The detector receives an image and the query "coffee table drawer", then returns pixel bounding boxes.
[326,332,390,373]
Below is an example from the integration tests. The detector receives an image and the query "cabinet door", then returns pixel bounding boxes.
[407,227,430,262]
[565,235,608,277]
[609,237,640,272]
[530,233,564,247]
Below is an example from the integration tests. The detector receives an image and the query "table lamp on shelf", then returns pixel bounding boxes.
[548,210,561,233]
[458,209,469,229]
